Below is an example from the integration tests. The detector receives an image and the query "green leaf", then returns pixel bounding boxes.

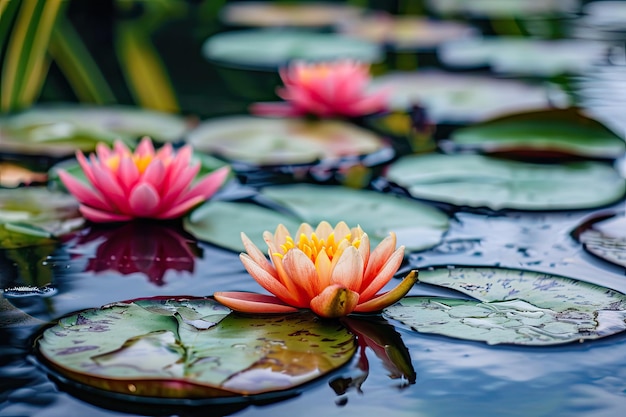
[0,104,189,157]
[185,116,387,166]
[260,184,450,251]
[384,267,626,346]
[450,108,626,159]
[185,200,303,252]
[385,153,626,210]
[36,296,356,399]
[0,187,83,248]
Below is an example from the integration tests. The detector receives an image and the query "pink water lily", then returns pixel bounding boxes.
[214,221,417,318]
[58,137,229,223]
[250,60,388,118]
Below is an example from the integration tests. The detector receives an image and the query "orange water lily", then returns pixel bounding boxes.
[214,221,417,318]
[58,137,229,223]
[250,60,388,118]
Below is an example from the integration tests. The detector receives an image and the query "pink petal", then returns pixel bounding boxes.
[128,182,161,217]
[249,102,305,117]
[160,162,200,208]
[310,284,359,318]
[354,270,418,313]
[155,195,204,220]
[363,233,397,284]
[240,253,303,307]
[76,151,97,184]
[180,166,229,202]
[79,204,134,223]
[359,247,405,301]
[58,170,114,211]
[89,162,131,213]
[142,159,166,192]
[330,246,364,292]
[135,136,155,157]
[241,232,275,275]
[214,292,299,314]
[117,157,140,193]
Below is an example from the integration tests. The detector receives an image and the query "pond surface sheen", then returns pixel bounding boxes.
[1,195,625,417]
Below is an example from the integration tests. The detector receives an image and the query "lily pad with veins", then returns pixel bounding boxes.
[35,296,357,401]
[384,267,626,345]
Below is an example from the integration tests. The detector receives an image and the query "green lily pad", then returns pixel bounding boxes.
[184,200,303,252]
[450,108,626,159]
[385,153,626,210]
[35,296,356,401]
[260,184,450,251]
[185,116,387,166]
[384,267,626,345]
[0,187,84,248]
[0,105,189,158]
[202,29,382,70]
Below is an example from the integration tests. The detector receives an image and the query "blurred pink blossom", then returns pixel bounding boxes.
[251,60,388,118]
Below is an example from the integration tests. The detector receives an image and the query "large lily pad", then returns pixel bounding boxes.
[449,108,626,160]
[260,184,449,250]
[184,185,449,252]
[0,187,84,248]
[384,267,626,345]
[185,116,388,166]
[0,105,189,158]
[35,296,356,401]
[385,153,626,210]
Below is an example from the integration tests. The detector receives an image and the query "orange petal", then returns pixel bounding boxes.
[330,246,364,292]
[214,292,299,314]
[295,222,314,238]
[363,232,397,284]
[281,249,318,301]
[315,221,334,239]
[314,249,332,292]
[270,251,307,306]
[273,224,291,247]
[354,270,418,313]
[310,284,359,318]
[359,246,405,301]
[240,253,303,307]
[241,232,275,275]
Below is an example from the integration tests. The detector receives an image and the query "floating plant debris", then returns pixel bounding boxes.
[384,267,626,345]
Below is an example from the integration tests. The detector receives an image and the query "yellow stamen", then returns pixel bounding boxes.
[279,230,355,263]
[132,154,153,174]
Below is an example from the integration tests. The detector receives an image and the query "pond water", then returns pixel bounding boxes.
[1,185,625,417]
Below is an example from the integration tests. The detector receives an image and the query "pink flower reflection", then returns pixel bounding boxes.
[76,222,200,286]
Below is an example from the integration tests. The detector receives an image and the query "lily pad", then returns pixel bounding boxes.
[384,267,626,345]
[0,105,189,158]
[260,184,450,251]
[0,187,84,248]
[35,296,356,401]
[449,108,626,160]
[184,200,303,252]
[384,153,626,210]
[185,116,388,166]
[202,29,382,70]
[572,211,626,268]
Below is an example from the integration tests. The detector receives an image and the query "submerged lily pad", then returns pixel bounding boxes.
[385,153,626,210]
[384,267,626,345]
[184,185,449,252]
[35,296,356,401]
[0,105,189,158]
[0,187,84,248]
[449,108,626,159]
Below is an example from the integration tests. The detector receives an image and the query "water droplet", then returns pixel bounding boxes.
[3,285,57,298]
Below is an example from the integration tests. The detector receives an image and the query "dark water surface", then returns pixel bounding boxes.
[1,193,625,417]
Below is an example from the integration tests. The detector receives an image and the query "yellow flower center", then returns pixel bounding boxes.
[104,154,155,174]
[279,231,361,262]
[298,65,332,83]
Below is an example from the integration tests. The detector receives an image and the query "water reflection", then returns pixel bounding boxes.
[71,222,202,286]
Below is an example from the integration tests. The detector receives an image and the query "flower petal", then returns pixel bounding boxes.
[155,195,204,219]
[79,205,133,223]
[128,182,160,217]
[310,284,359,318]
[181,165,229,202]
[241,232,275,275]
[354,270,418,313]
[117,157,140,193]
[214,292,299,314]
[142,159,166,192]
[240,253,303,307]
[314,249,332,292]
[281,248,319,301]
[363,232,397,284]
[135,136,155,157]
[58,170,114,211]
[359,246,405,301]
[330,245,364,292]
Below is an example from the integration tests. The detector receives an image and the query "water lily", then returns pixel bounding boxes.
[250,60,388,118]
[214,221,417,318]
[58,137,229,223]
